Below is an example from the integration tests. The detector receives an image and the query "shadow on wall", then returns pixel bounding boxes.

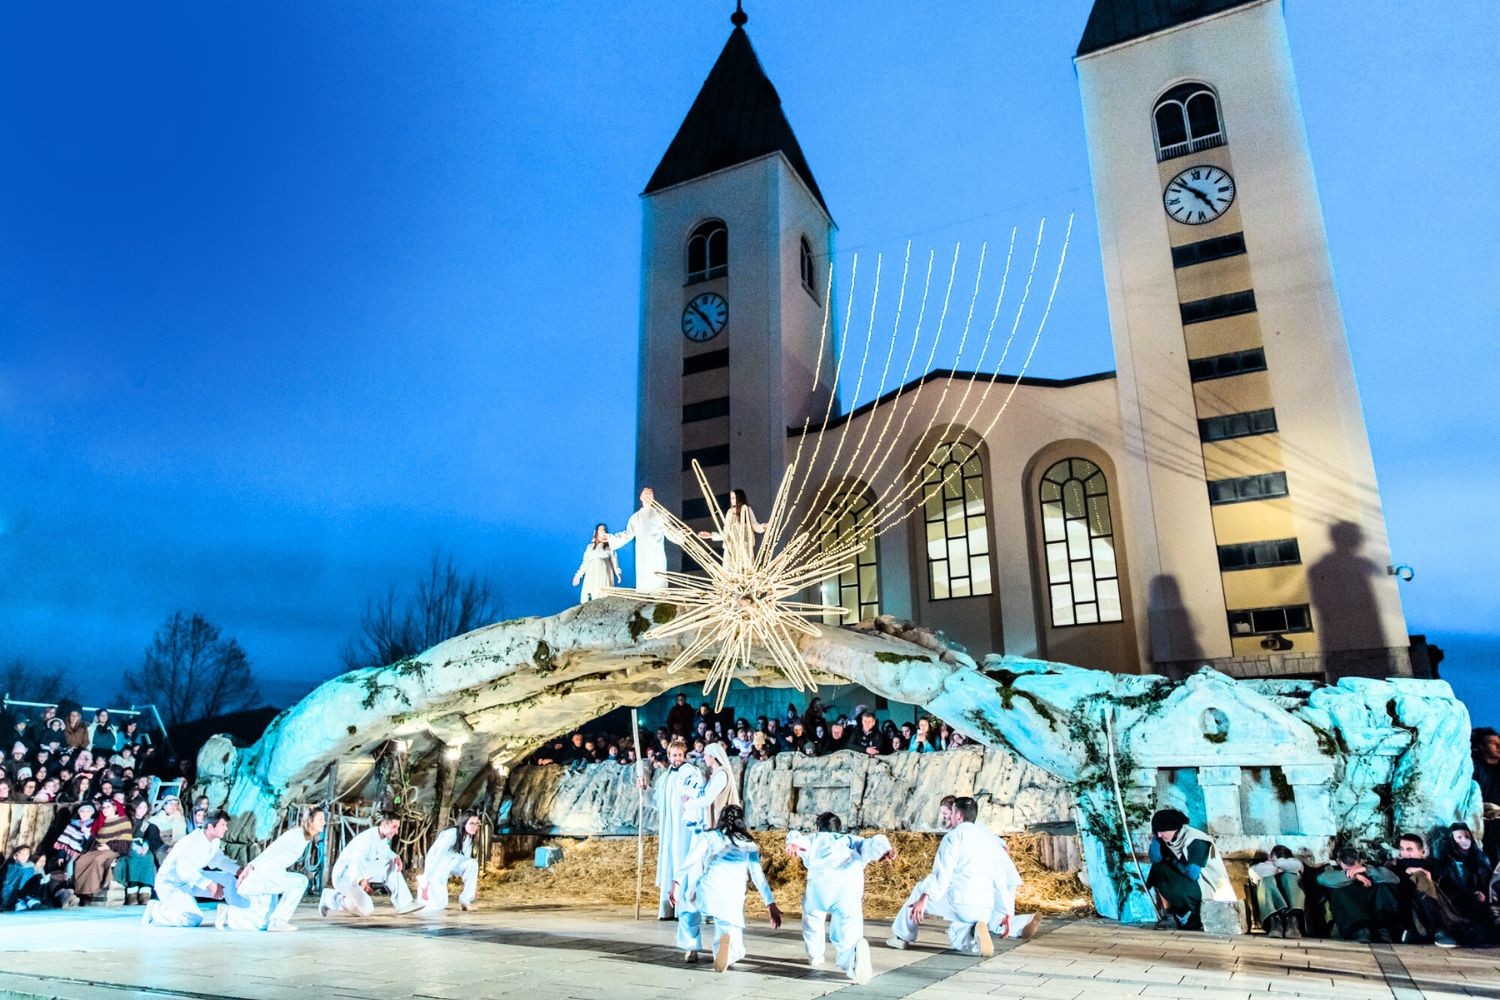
[1147,575,1203,676]
[1308,521,1387,652]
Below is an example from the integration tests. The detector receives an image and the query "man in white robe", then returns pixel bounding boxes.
[610,487,682,591]
[143,809,246,928]
[320,814,419,917]
[788,812,895,984]
[641,738,703,918]
[888,796,1039,956]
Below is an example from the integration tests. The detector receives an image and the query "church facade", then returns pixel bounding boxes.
[633,0,1413,681]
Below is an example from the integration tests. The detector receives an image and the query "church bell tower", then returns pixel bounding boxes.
[635,7,837,564]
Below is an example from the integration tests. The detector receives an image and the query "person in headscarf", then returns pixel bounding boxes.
[670,804,782,972]
[684,742,739,832]
[1145,808,1232,931]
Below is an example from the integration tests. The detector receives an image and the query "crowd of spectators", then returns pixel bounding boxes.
[527,694,972,769]
[0,701,195,913]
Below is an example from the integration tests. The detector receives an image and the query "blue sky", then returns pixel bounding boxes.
[1,2,1495,718]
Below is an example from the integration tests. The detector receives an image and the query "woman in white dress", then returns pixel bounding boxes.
[219,806,324,931]
[670,804,783,972]
[572,523,621,602]
[697,490,766,573]
[417,812,482,913]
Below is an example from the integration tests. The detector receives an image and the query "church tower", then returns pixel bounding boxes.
[635,8,836,560]
[1076,0,1410,677]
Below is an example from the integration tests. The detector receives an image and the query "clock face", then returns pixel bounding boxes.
[681,292,728,342]
[1163,165,1236,225]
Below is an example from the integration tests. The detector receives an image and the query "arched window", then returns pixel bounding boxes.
[1153,83,1225,161]
[799,236,816,294]
[818,489,878,624]
[686,220,728,283]
[922,442,993,600]
[1039,457,1122,626]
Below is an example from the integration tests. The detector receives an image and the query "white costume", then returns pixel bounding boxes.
[891,821,1033,953]
[684,745,739,831]
[323,826,414,917]
[417,826,478,913]
[572,542,620,602]
[674,830,776,969]
[610,504,680,591]
[704,505,765,574]
[145,829,244,928]
[789,830,892,979]
[221,827,311,930]
[652,761,704,917]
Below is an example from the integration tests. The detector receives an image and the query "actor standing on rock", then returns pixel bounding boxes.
[787,812,895,984]
[642,737,703,919]
[610,487,684,591]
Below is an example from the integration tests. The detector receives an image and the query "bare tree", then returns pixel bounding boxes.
[122,612,260,726]
[1,657,77,706]
[341,551,503,671]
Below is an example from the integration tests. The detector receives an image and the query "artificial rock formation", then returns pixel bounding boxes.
[201,598,1480,920]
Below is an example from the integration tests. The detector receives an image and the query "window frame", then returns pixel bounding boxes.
[921,441,994,602]
[686,220,728,284]
[1038,457,1124,628]
[1153,83,1226,162]
[1207,471,1289,506]
[817,489,879,624]
[1217,537,1302,572]
[1228,604,1312,637]
[1199,408,1278,443]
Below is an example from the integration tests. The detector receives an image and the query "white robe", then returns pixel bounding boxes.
[673,830,775,968]
[892,821,1032,953]
[146,830,244,928]
[610,506,679,591]
[223,827,311,931]
[573,543,620,603]
[417,827,478,913]
[327,826,413,916]
[790,830,892,975]
[683,766,734,830]
[651,763,704,915]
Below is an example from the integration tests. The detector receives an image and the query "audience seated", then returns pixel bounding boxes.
[1316,847,1402,943]
[1248,845,1305,938]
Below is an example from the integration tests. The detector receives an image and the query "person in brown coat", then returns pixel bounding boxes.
[62,710,89,751]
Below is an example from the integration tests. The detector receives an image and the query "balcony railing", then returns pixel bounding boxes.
[1157,131,1226,162]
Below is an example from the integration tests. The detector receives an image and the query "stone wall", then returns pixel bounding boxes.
[501,745,1072,836]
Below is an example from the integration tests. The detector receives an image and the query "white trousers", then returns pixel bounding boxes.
[803,879,865,975]
[223,871,308,930]
[677,908,746,967]
[330,864,414,917]
[418,857,478,913]
[890,885,1033,954]
[148,873,245,928]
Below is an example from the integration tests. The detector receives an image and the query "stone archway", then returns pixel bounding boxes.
[202,597,1476,921]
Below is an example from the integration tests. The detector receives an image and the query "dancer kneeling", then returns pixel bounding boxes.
[787,812,895,984]
[670,804,783,972]
[320,812,419,917]
[889,796,1038,956]
[144,809,246,928]
[417,812,481,913]
[220,806,325,931]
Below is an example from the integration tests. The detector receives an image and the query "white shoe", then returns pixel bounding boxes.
[885,935,908,951]
[975,921,994,958]
[852,939,873,984]
[141,900,156,926]
[318,889,333,917]
[214,905,229,930]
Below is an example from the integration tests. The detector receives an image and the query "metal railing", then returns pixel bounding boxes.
[2,697,174,755]
[1157,131,1226,162]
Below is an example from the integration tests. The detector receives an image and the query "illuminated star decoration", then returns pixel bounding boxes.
[606,460,862,709]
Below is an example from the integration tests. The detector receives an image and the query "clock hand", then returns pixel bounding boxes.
[690,303,714,326]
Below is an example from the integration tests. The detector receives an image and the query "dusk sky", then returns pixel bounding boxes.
[2,2,1495,717]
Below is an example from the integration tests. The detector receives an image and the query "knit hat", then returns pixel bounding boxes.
[1151,808,1190,834]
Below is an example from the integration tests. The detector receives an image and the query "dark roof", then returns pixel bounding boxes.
[645,26,829,216]
[1076,0,1261,57]
[787,369,1117,437]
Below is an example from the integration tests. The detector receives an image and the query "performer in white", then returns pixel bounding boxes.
[320,813,419,917]
[640,738,703,918]
[695,489,766,574]
[671,804,783,972]
[787,812,896,984]
[219,806,324,931]
[571,523,621,602]
[610,487,682,591]
[143,809,246,928]
[683,742,738,831]
[417,812,481,913]
[888,796,1039,956]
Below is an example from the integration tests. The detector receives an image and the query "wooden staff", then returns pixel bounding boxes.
[631,708,645,921]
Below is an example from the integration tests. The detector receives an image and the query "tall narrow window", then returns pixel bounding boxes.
[799,236,816,294]
[818,489,879,624]
[1039,458,1122,627]
[686,220,728,283]
[1153,83,1225,161]
[922,442,992,600]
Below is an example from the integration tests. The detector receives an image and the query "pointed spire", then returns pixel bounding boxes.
[1077,0,1259,57]
[644,15,829,216]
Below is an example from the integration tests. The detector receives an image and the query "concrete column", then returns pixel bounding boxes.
[1282,763,1336,836]
[1198,766,1244,836]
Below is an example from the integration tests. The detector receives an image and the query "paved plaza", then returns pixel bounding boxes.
[1,904,1498,1000]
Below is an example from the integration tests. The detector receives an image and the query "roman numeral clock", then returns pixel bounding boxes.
[1163,165,1235,225]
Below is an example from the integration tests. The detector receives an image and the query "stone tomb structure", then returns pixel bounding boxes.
[199,599,1480,922]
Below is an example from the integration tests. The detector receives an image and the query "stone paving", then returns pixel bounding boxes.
[0,904,1498,1000]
